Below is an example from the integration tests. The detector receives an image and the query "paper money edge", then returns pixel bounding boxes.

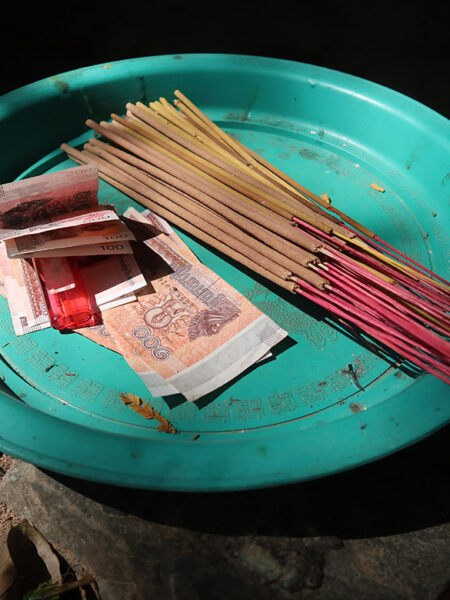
[138,315,288,401]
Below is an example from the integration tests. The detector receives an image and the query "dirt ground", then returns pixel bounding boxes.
[0,454,19,543]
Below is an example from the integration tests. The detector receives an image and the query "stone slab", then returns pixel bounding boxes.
[1,457,449,600]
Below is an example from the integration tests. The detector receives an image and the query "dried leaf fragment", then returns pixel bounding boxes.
[1,520,62,599]
[120,392,177,433]
[370,183,385,192]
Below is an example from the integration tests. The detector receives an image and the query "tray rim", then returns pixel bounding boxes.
[0,356,447,491]
[2,52,449,122]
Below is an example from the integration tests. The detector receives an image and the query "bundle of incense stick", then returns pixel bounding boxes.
[61,90,450,384]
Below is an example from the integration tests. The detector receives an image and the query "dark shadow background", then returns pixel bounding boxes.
[1,0,449,545]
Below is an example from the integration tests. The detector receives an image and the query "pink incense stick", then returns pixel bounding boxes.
[326,252,450,328]
[295,216,449,309]
[325,269,450,359]
[295,280,450,384]
[324,240,450,311]
[293,216,450,310]
[327,261,450,337]
[295,284,450,384]
[414,278,450,309]
[371,329,450,381]
[292,216,346,247]
[325,262,450,337]
[292,214,450,378]
[305,275,450,365]
[340,223,450,305]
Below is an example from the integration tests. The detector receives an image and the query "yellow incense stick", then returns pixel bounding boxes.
[173,90,329,208]
[134,101,304,197]
[99,118,285,218]
[111,114,332,231]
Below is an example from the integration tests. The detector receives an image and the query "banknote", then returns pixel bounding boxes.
[99,292,137,311]
[4,220,134,258]
[102,232,288,401]
[80,255,147,307]
[0,206,119,242]
[144,235,279,390]
[0,243,50,334]
[124,207,200,264]
[126,206,212,396]
[17,240,134,259]
[77,323,119,353]
[114,208,186,396]
[0,164,98,229]
[101,207,276,397]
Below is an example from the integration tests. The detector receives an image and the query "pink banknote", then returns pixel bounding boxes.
[0,165,98,229]
[0,243,50,334]
[102,224,287,401]
[0,206,120,242]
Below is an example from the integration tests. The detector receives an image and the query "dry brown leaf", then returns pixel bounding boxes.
[1,520,62,599]
[120,393,177,433]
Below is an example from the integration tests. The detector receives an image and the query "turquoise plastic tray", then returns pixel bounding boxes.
[0,54,448,491]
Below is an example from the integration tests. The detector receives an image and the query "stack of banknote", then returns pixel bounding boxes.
[0,165,288,401]
[0,165,146,335]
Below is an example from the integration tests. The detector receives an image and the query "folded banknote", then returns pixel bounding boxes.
[0,164,98,229]
[102,209,288,401]
[4,221,134,258]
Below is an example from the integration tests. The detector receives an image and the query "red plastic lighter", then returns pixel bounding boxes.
[34,256,102,330]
